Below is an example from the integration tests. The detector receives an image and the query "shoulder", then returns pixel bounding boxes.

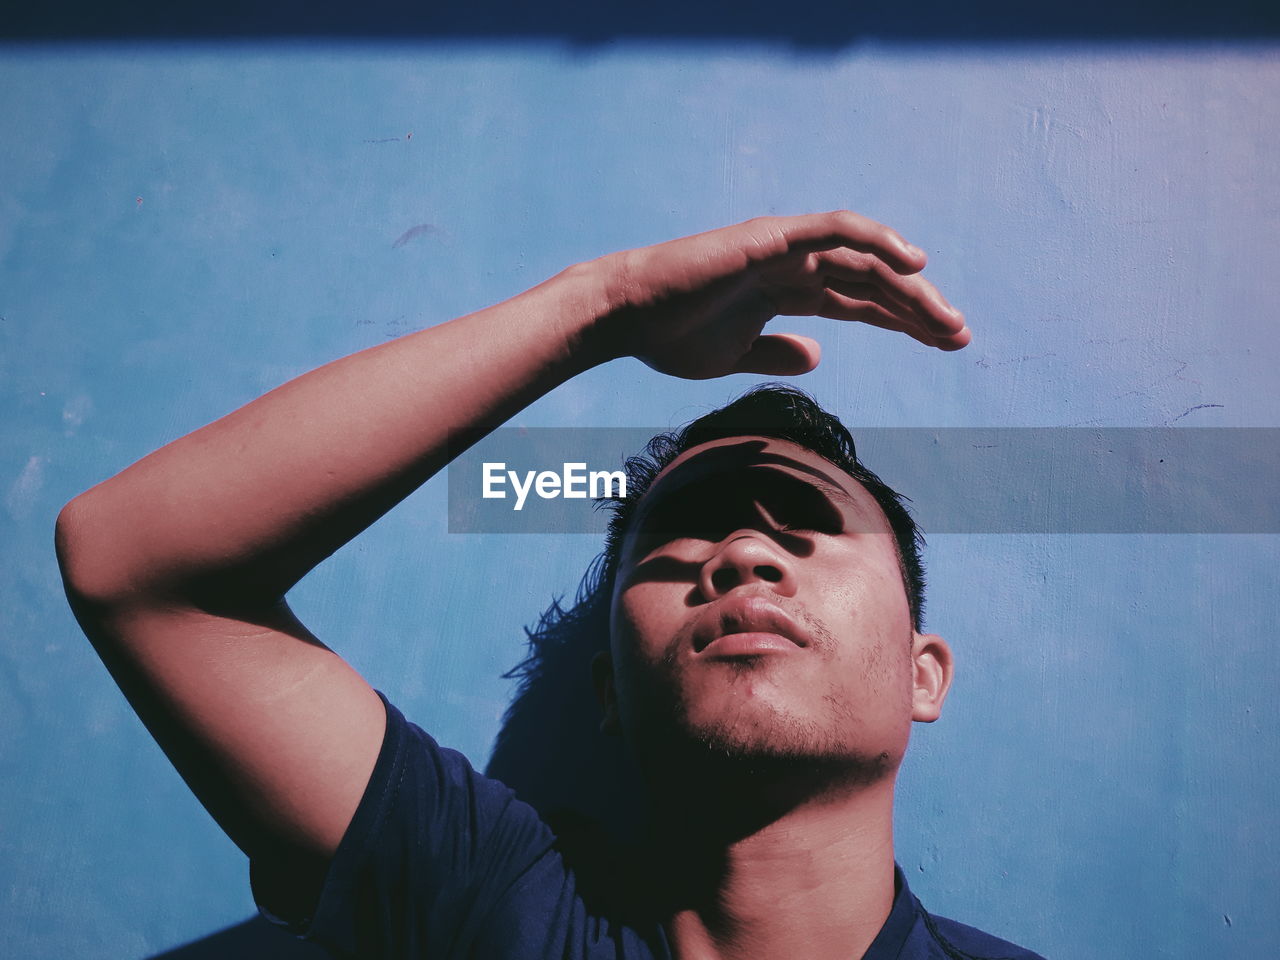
[918,908,1049,960]
[255,691,565,952]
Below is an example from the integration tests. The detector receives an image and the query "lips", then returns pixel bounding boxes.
[691,593,811,654]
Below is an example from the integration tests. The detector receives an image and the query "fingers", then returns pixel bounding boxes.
[819,248,962,329]
[756,241,962,337]
[939,326,973,350]
[752,210,928,276]
[730,334,822,376]
[808,289,972,350]
[826,272,966,342]
[817,297,936,346]
[766,264,967,349]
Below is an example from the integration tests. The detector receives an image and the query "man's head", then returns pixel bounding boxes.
[588,386,952,799]
[498,385,952,813]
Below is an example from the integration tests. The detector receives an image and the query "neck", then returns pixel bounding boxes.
[634,773,898,960]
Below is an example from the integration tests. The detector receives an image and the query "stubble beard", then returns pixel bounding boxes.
[626,619,908,839]
[630,690,898,849]
[667,675,897,788]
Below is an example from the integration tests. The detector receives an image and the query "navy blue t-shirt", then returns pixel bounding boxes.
[253,691,1047,959]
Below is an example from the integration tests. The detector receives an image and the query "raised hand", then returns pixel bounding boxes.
[587,211,970,380]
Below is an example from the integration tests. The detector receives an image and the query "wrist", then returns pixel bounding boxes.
[545,252,635,371]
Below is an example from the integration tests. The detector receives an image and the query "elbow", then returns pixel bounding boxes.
[55,495,101,601]
[55,494,133,608]
[56,494,287,616]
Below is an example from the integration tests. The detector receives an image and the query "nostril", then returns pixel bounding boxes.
[710,567,738,593]
[755,565,783,583]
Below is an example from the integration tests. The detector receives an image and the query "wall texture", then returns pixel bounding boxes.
[2,23,1277,959]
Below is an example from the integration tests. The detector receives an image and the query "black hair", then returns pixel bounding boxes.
[501,384,928,703]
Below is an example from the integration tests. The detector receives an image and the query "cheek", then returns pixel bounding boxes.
[815,552,915,700]
[610,582,677,682]
[832,546,913,637]
[607,586,689,739]
[606,586,670,716]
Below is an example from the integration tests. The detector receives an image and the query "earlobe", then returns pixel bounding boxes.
[591,651,622,736]
[911,633,954,723]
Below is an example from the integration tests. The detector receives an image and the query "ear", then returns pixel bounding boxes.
[591,651,622,736]
[910,632,954,723]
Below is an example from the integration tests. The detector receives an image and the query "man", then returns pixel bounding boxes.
[55,211,1045,958]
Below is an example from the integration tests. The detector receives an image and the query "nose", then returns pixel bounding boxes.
[697,530,799,601]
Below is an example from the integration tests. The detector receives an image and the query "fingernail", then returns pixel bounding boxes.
[906,243,926,259]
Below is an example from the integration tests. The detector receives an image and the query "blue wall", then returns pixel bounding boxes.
[2,25,1278,959]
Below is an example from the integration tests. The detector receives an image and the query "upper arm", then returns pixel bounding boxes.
[64,587,387,868]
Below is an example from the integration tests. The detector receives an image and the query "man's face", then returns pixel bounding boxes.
[598,436,950,787]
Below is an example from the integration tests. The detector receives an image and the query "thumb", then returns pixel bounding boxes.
[730,334,821,376]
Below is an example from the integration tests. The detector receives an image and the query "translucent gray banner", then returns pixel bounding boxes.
[446,428,1280,534]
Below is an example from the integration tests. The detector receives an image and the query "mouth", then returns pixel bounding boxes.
[691,594,811,655]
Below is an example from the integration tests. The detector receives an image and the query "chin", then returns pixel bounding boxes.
[676,698,903,776]
[683,706,857,764]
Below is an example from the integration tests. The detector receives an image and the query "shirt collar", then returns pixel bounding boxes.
[860,863,920,960]
[649,861,919,960]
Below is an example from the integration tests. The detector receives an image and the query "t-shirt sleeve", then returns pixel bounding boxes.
[249,689,567,958]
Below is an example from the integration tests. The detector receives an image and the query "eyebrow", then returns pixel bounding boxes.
[785,469,864,513]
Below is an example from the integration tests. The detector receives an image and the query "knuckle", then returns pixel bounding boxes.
[831,208,868,232]
[828,209,856,231]
[830,210,902,255]
[875,222,902,248]
[845,250,876,274]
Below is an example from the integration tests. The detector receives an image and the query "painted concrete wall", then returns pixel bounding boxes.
[2,22,1277,960]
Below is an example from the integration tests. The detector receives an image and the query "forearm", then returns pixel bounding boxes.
[57,260,618,611]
